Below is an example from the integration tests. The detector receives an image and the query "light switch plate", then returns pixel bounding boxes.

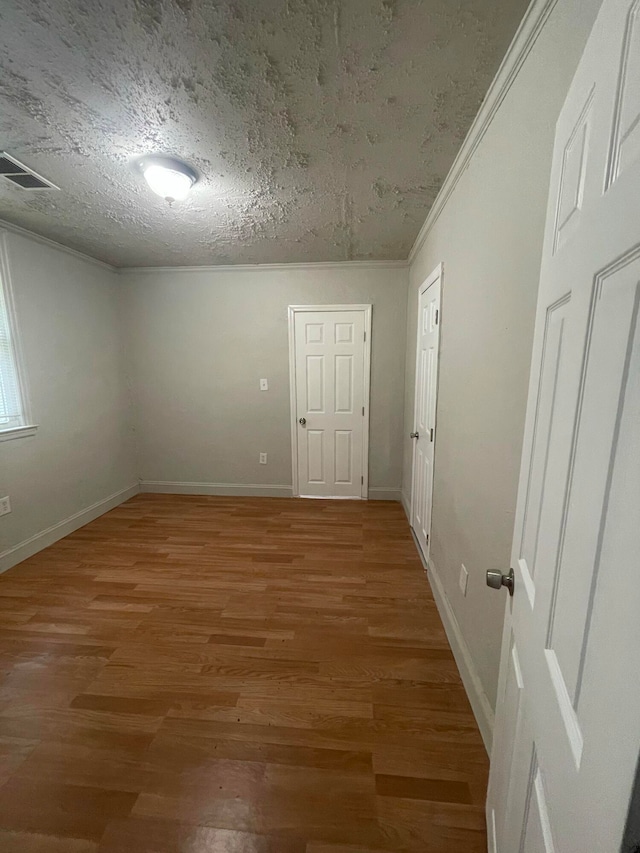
[459,563,469,596]
[260,378,268,391]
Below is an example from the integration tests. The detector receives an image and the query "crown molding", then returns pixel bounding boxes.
[0,219,407,274]
[408,0,560,266]
[118,259,409,275]
[139,481,293,498]
[0,219,116,272]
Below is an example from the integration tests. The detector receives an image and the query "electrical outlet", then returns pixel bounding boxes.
[459,563,469,596]
[260,378,268,391]
[0,496,11,517]
[259,452,267,465]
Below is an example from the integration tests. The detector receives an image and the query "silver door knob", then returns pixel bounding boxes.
[486,568,515,596]
[410,432,419,439]
[299,417,306,425]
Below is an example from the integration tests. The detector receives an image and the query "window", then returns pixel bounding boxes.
[0,239,35,441]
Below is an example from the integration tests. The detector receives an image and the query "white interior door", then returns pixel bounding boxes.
[487,1,640,851]
[290,306,371,498]
[410,265,442,559]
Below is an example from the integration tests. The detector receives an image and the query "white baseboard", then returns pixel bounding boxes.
[400,490,411,520]
[0,483,140,575]
[141,482,403,501]
[139,480,293,498]
[426,556,495,752]
[407,532,494,753]
[368,487,402,501]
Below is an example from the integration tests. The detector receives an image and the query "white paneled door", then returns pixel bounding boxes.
[487,1,640,851]
[289,306,371,498]
[410,265,442,560]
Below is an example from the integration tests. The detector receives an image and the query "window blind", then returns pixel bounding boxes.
[0,270,23,427]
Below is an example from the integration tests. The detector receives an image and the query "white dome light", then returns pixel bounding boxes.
[139,156,197,203]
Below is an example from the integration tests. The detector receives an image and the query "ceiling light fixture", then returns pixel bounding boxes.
[139,155,197,204]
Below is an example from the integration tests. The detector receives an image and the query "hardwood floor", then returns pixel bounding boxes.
[0,495,489,851]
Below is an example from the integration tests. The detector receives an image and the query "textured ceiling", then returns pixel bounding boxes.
[0,0,528,267]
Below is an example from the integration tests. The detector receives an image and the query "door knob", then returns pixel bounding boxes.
[410,432,419,439]
[486,568,515,596]
[299,417,306,425]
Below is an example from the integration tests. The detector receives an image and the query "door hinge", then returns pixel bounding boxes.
[364,331,366,341]
[430,428,434,442]
[435,309,439,325]
[426,533,429,543]
[362,406,365,416]
[361,475,364,485]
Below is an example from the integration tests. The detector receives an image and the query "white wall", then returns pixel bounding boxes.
[0,231,137,570]
[403,0,603,719]
[120,264,408,495]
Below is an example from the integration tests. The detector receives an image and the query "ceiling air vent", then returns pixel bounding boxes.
[0,153,59,190]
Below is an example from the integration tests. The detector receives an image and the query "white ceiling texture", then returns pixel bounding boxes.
[0,0,528,267]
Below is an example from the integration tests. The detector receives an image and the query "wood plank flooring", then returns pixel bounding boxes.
[0,495,488,851]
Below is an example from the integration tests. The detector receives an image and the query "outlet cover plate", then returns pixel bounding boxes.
[259,452,267,465]
[0,496,11,517]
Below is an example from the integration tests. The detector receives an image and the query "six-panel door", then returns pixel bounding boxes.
[293,310,368,498]
[487,1,640,850]
[411,271,441,560]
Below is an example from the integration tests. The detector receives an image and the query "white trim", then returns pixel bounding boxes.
[139,481,293,497]
[0,220,115,272]
[400,490,412,520]
[488,807,498,853]
[0,424,38,442]
[0,483,140,574]
[409,263,443,559]
[287,303,373,313]
[411,539,495,752]
[288,304,372,499]
[288,308,300,497]
[0,232,34,429]
[120,261,408,275]
[299,494,361,500]
[368,487,402,501]
[408,0,560,264]
[428,556,495,752]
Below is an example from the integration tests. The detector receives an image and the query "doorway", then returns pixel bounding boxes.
[288,305,372,498]
[410,264,442,559]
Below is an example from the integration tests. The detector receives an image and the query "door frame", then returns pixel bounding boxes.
[288,304,372,499]
[409,263,443,555]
